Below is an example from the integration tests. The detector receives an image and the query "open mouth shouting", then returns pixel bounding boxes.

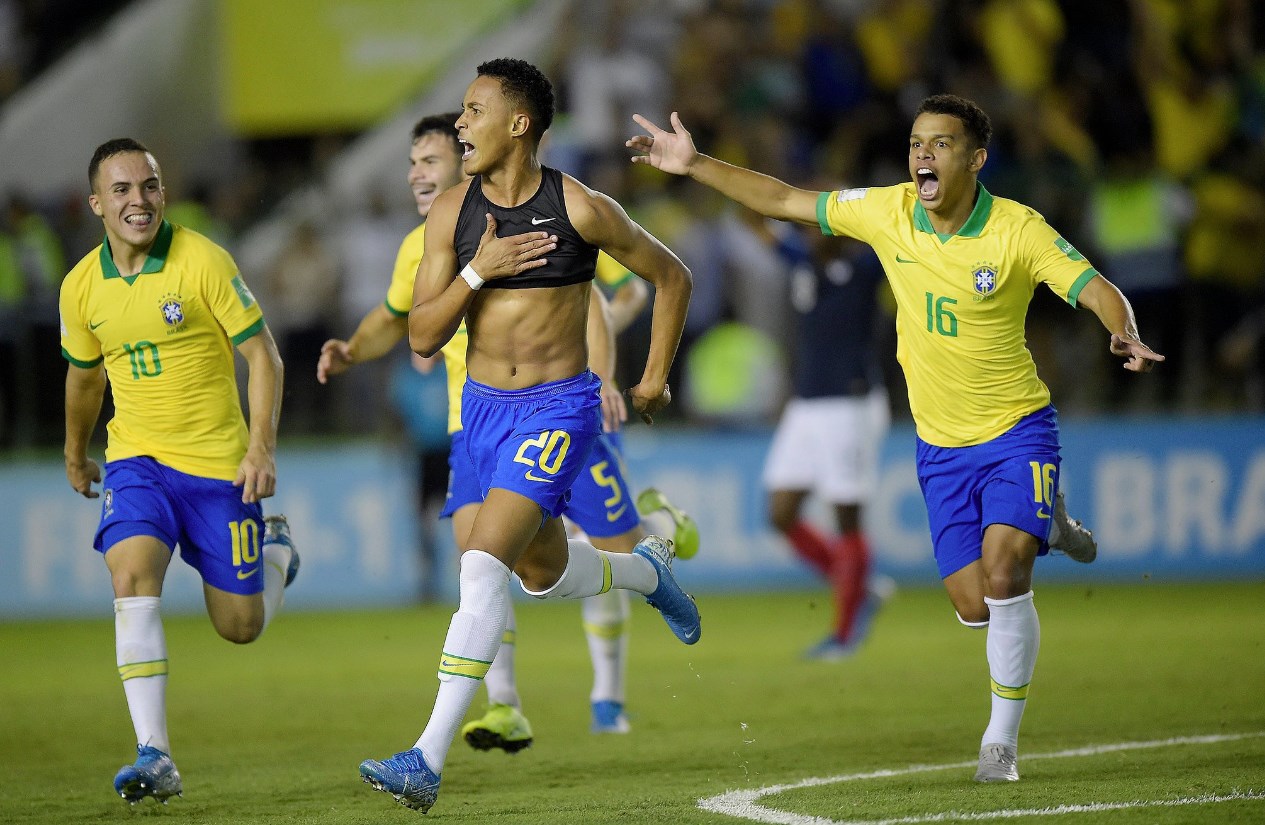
[916,167,939,201]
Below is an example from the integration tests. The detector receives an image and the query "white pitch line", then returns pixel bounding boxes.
[697,731,1265,825]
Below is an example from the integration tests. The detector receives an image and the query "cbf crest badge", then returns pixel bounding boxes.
[972,261,999,301]
[160,293,187,333]
[160,294,184,325]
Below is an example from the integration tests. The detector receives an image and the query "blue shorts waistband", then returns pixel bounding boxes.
[463,370,595,402]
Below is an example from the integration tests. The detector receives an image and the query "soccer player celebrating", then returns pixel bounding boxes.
[627,95,1162,782]
[357,58,697,814]
[61,139,299,803]
[319,113,698,751]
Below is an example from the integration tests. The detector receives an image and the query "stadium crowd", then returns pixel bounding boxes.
[1,0,1263,449]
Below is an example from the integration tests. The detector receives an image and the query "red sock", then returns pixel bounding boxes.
[785,521,833,576]
[829,531,871,641]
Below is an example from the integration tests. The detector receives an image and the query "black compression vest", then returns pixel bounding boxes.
[454,166,598,289]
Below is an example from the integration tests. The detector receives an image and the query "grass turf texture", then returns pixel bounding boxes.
[3,582,1262,824]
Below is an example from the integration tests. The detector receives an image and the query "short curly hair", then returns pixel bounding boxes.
[411,112,462,154]
[476,58,555,141]
[88,138,153,190]
[914,94,993,150]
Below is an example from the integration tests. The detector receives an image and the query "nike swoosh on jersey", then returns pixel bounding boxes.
[88,320,107,330]
[606,505,628,522]
[530,217,556,225]
[1036,509,1050,519]
[524,470,551,483]
[895,255,917,263]
[237,567,259,580]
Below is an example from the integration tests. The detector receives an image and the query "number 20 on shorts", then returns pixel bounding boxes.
[514,430,572,482]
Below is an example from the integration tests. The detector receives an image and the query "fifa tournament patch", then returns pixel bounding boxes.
[231,275,257,309]
[1054,236,1086,262]
[103,488,114,518]
[835,187,868,202]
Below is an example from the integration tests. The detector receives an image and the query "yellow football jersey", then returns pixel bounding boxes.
[817,183,1098,447]
[594,250,634,292]
[59,222,265,479]
[383,221,466,435]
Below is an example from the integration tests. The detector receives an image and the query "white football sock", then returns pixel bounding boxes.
[639,510,675,541]
[260,539,291,633]
[415,550,510,771]
[114,597,170,754]
[483,600,521,708]
[521,539,656,600]
[582,589,630,703]
[981,591,1040,749]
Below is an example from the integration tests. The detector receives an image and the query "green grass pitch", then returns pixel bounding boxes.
[4,581,1263,824]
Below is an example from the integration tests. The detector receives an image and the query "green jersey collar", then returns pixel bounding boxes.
[100,220,174,282]
[913,182,993,241]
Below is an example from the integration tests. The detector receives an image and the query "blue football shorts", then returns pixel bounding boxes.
[461,370,603,520]
[563,431,642,538]
[916,406,1062,579]
[443,425,640,538]
[440,429,483,518]
[94,456,267,595]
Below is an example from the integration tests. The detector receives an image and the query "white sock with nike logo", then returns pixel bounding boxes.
[521,540,657,599]
[416,550,511,770]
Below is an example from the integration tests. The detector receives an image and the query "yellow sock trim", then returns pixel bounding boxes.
[501,629,516,646]
[119,659,168,681]
[438,651,492,681]
[990,678,1029,700]
[599,554,613,594]
[582,620,627,640]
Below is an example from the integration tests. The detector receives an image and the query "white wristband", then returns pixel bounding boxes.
[459,264,484,290]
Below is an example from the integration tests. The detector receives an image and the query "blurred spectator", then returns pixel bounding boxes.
[165,182,232,248]
[1131,0,1239,183]
[0,0,24,101]
[684,319,787,425]
[4,193,64,302]
[1081,142,1192,409]
[557,0,674,177]
[1184,142,1265,409]
[977,0,1066,99]
[266,219,342,434]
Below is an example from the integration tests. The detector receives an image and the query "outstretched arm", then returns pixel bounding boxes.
[1077,275,1166,372]
[627,112,822,226]
[317,304,407,383]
